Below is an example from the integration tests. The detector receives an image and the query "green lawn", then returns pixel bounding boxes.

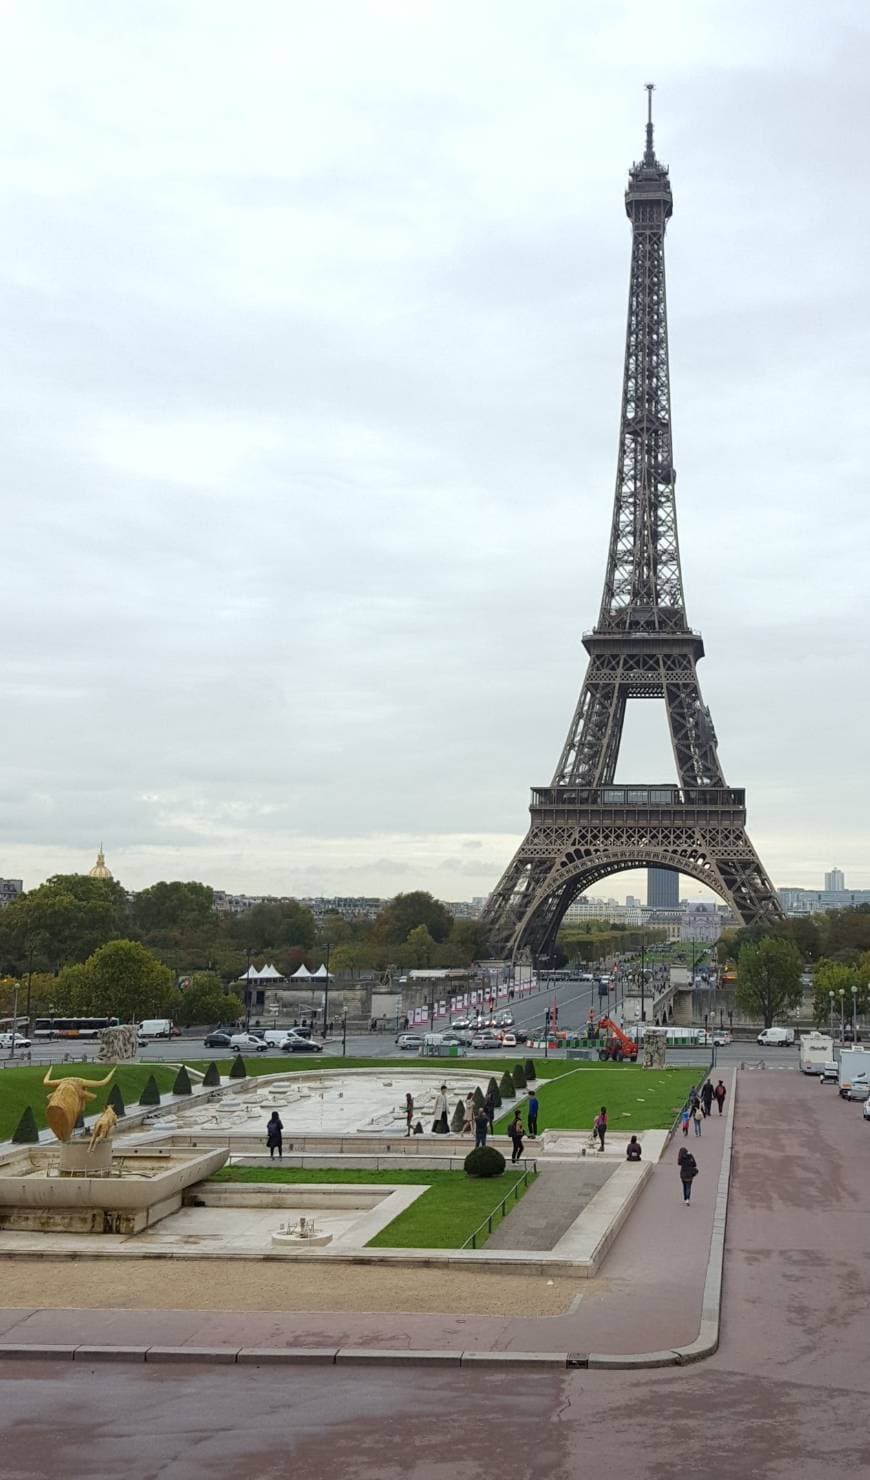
[0,1063,179,1140]
[182,1055,578,1081]
[211,1164,533,1249]
[493,1065,700,1135]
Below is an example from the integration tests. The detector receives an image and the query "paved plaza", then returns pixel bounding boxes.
[2,1071,867,1477]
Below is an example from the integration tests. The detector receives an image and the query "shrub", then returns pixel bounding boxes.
[473,1085,485,1110]
[524,1059,536,1082]
[229,1055,247,1079]
[106,1083,126,1118]
[11,1105,39,1143]
[172,1065,193,1096]
[464,1145,506,1178]
[451,1098,466,1133]
[138,1074,161,1106]
[487,1075,502,1109]
[513,1064,527,1090]
[202,1061,220,1087]
[499,1070,516,1099]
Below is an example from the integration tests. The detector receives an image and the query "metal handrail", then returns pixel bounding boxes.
[461,1160,538,1250]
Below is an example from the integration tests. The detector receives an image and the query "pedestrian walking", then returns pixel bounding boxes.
[474,1106,489,1149]
[508,1110,525,1164]
[700,1080,714,1118]
[692,1101,702,1137]
[462,1092,475,1135]
[266,1110,283,1160]
[680,1105,691,1137]
[677,1146,698,1204]
[593,1106,607,1152]
[713,1079,727,1116]
[432,1084,449,1135]
[626,1134,642,1162]
[527,1091,540,1138]
[405,1092,414,1137]
[483,1091,495,1132]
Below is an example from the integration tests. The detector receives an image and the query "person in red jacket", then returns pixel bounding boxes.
[713,1080,727,1116]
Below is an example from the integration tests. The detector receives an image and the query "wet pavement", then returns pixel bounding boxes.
[3,1069,869,1478]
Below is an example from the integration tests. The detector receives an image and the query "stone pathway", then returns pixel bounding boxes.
[486,1163,614,1250]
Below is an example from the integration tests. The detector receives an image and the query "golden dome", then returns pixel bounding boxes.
[88,845,113,881]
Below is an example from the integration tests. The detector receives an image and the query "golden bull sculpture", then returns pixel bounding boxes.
[43,1066,115,1143]
[87,1104,118,1152]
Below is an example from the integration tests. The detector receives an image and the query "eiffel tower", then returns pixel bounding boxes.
[482,88,783,963]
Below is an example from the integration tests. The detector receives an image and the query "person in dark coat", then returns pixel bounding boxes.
[700,1081,714,1117]
[626,1135,642,1162]
[508,1110,525,1164]
[677,1145,698,1203]
[266,1111,283,1160]
[474,1106,489,1149]
[713,1079,727,1115]
[405,1092,414,1137]
[483,1091,496,1133]
[527,1092,540,1138]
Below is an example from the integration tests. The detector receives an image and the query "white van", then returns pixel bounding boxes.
[800,1032,833,1074]
[258,1030,291,1048]
[837,1046,870,1100]
[138,1018,172,1040]
[757,1027,795,1047]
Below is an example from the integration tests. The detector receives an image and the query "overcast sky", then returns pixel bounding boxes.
[1,1,868,905]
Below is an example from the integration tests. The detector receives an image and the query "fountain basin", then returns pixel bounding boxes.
[0,1145,228,1234]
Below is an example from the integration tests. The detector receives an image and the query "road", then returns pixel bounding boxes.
[0,1069,865,1479]
[5,972,796,1073]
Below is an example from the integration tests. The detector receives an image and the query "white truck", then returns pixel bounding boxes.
[799,1031,833,1074]
[837,1046,870,1100]
[757,1026,795,1047]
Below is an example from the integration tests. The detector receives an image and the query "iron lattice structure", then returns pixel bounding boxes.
[483,90,783,962]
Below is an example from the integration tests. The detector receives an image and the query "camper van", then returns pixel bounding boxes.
[837,1046,870,1100]
[799,1032,834,1074]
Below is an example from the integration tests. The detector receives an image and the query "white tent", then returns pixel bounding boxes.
[257,963,285,981]
[291,964,312,979]
[312,963,334,979]
[237,964,260,981]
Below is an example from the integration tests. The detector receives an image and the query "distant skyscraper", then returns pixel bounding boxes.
[824,867,845,892]
[647,867,679,909]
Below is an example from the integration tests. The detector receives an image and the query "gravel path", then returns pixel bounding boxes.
[0,1258,575,1317]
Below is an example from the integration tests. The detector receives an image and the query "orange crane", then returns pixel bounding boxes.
[595,1016,638,1061]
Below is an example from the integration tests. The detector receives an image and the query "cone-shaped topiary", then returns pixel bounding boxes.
[229,1054,247,1079]
[499,1070,516,1099]
[11,1105,39,1143]
[487,1076,502,1109]
[513,1064,527,1090]
[172,1065,193,1096]
[202,1061,220,1087]
[138,1073,161,1106]
[524,1059,536,1082]
[106,1083,126,1118]
[473,1085,485,1110]
[451,1098,466,1133]
[464,1145,506,1178]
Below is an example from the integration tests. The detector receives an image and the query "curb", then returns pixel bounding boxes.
[0,1078,736,1374]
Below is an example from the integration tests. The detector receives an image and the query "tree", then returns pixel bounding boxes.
[374,892,453,946]
[131,881,215,934]
[55,939,175,1023]
[174,973,242,1028]
[812,959,870,1028]
[0,874,128,972]
[227,900,316,953]
[397,925,437,969]
[434,919,491,967]
[735,938,803,1028]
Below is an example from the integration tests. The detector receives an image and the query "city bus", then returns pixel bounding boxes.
[32,1016,120,1040]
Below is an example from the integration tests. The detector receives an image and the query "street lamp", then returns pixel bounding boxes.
[640,937,646,1023]
[838,989,845,1042]
[851,984,858,1043]
[829,991,835,1040]
[323,942,330,1039]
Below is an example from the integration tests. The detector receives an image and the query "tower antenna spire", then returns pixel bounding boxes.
[644,81,655,162]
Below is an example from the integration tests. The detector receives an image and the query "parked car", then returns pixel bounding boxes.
[203,1031,233,1048]
[229,1032,269,1053]
[396,1033,424,1051]
[471,1031,502,1049]
[280,1035,323,1053]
